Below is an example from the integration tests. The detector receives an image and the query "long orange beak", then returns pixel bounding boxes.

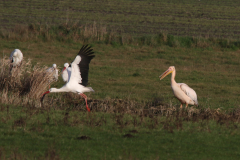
[159,68,172,80]
[40,91,50,102]
[61,67,66,74]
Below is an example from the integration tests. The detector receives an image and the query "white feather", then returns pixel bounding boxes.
[47,64,58,81]
[178,83,198,105]
[10,49,23,66]
[68,62,82,85]
[72,55,81,65]
[61,63,69,83]
[67,66,71,82]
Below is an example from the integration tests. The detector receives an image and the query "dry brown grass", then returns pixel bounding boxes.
[0,57,57,106]
[83,21,108,42]
[0,146,61,160]
[38,95,240,130]
[1,22,240,50]
[0,23,110,44]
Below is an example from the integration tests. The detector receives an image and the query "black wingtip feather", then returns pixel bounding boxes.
[76,44,95,87]
[80,44,88,53]
[78,44,95,59]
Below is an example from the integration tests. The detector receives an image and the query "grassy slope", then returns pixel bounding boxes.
[1,0,240,38]
[2,125,240,159]
[1,106,240,159]
[1,39,239,159]
[1,39,239,109]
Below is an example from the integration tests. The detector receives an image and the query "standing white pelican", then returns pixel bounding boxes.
[41,45,95,112]
[9,49,23,71]
[47,64,59,81]
[159,66,198,108]
[61,63,69,83]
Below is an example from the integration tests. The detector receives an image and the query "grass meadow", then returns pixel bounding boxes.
[1,0,240,39]
[0,0,240,159]
[1,39,239,110]
[0,35,240,159]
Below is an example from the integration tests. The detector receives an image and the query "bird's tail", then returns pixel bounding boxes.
[194,102,199,107]
[84,87,95,93]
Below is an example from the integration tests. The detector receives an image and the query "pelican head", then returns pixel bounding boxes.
[159,66,175,80]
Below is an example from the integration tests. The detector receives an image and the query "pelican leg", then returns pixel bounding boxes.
[79,93,91,112]
[180,104,183,109]
[186,103,188,108]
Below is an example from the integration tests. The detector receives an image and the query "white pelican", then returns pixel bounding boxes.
[41,45,95,112]
[47,64,59,81]
[61,63,69,83]
[9,49,23,71]
[159,66,198,108]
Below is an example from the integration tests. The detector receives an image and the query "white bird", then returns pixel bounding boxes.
[41,45,95,112]
[61,63,69,83]
[159,66,198,108]
[47,64,59,81]
[9,49,23,71]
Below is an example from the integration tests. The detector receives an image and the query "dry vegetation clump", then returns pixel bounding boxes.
[0,23,110,44]
[19,96,240,133]
[42,97,240,131]
[1,95,240,144]
[0,146,61,160]
[0,57,56,106]
[87,99,240,131]
[40,96,240,127]
[88,99,143,114]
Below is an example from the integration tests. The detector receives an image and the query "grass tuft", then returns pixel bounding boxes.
[0,57,56,106]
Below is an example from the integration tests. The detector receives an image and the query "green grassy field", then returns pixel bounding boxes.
[1,0,240,39]
[1,39,239,110]
[0,38,239,159]
[1,103,240,159]
[0,0,240,159]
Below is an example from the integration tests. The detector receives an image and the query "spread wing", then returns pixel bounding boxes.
[68,45,95,86]
[178,83,198,105]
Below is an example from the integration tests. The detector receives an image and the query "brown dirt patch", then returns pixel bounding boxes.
[76,136,91,140]
[123,134,134,138]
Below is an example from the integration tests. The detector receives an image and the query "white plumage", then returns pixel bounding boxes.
[9,49,23,71]
[159,66,198,108]
[47,64,59,81]
[178,83,198,105]
[10,49,23,66]
[41,45,95,112]
[61,63,69,83]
